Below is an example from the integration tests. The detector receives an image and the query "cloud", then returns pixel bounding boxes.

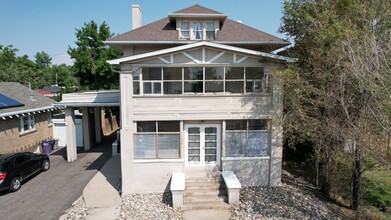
[51,53,74,66]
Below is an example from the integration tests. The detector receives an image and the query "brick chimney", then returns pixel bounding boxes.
[132,4,142,30]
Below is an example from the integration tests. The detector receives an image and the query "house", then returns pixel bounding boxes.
[0,82,57,154]
[105,4,293,195]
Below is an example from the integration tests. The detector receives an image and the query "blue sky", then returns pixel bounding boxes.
[0,0,286,65]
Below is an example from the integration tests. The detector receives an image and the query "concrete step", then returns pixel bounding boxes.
[182,202,231,211]
[184,189,226,197]
[185,172,221,179]
[186,176,223,183]
[186,184,225,191]
[184,194,227,203]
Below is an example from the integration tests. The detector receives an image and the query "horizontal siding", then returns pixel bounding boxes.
[132,95,276,120]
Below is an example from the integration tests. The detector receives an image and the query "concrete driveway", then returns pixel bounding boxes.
[0,137,113,220]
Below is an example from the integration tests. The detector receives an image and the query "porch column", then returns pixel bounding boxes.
[120,67,135,195]
[94,107,102,144]
[65,108,77,162]
[82,107,91,151]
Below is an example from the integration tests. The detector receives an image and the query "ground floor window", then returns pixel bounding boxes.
[20,115,35,133]
[134,121,180,159]
[225,119,270,157]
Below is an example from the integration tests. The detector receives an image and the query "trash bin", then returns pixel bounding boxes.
[42,141,53,154]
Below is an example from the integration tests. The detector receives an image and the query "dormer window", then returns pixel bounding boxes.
[193,22,202,40]
[180,21,190,39]
[178,20,218,40]
[206,22,215,40]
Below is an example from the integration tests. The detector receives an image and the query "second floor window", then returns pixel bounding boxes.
[135,67,269,95]
[193,22,202,40]
[180,22,190,39]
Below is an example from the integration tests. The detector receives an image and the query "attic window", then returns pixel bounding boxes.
[179,20,218,40]
[193,22,202,40]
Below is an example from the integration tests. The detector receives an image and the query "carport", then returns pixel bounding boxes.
[54,90,120,162]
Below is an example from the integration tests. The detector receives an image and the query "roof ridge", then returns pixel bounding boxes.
[173,4,223,14]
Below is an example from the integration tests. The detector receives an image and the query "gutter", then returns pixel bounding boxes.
[0,105,58,120]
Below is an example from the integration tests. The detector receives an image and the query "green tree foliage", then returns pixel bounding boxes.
[68,21,120,90]
[35,51,52,68]
[0,45,45,88]
[279,0,391,210]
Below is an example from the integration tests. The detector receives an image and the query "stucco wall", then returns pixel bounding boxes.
[0,112,53,154]
[222,158,270,186]
[128,161,185,193]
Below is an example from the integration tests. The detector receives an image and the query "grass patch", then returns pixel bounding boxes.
[362,170,391,207]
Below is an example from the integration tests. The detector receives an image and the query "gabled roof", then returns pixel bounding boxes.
[173,4,223,14]
[0,82,55,118]
[107,41,296,64]
[106,5,287,46]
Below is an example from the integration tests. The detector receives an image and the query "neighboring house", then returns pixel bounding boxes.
[0,82,56,154]
[105,5,294,194]
[36,89,55,98]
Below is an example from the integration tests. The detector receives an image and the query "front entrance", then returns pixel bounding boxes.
[184,124,221,167]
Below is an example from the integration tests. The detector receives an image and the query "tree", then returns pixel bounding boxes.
[279,0,391,210]
[35,51,52,68]
[0,45,45,88]
[68,21,121,90]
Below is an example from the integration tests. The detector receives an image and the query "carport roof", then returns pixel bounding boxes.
[55,90,120,107]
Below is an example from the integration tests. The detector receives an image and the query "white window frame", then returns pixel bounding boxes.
[178,20,219,40]
[20,114,36,134]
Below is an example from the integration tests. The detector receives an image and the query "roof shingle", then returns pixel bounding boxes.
[0,82,54,115]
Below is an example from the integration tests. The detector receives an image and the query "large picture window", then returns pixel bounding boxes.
[225,119,269,157]
[134,121,180,159]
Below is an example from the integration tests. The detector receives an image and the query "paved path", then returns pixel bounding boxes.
[0,137,113,220]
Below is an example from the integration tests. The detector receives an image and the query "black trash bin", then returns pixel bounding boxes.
[42,141,53,154]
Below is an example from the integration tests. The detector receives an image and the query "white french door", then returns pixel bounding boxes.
[185,124,221,167]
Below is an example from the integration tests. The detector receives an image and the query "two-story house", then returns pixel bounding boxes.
[106,5,294,195]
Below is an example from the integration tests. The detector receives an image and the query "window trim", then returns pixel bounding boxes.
[20,114,36,135]
[134,121,181,159]
[178,20,219,40]
[225,119,271,157]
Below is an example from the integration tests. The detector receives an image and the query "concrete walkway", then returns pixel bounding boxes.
[83,155,122,220]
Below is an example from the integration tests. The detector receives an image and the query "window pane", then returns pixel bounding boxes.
[205,67,224,80]
[249,120,268,130]
[226,132,247,157]
[137,121,156,132]
[133,81,140,94]
[158,134,180,159]
[163,68,182,80]
[225,81,244,93]
[193,22,202,39]
[143,67,161,80]
[181,21,189,29]
[153,82,161,94]
[225,67,244,79]
[133,75,140,80]
[134,134,156,159]
[206,31,215,40]
[144,82,152,94]
[181,31,190,39]
[205,81,223,93]
[188,127,200,162]
[184,81,203,93]
[184,67,203,80]
[158,121,180,132]
[206,22,214,30]
[246,67,264,80]
[163,82,182,94]
[226,120,247,130]
[246,81,254,93]
[248,131,268,156]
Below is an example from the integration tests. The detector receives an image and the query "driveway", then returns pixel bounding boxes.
[0,137,113,220]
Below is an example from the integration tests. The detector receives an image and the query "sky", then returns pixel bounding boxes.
[0,0,286,65]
